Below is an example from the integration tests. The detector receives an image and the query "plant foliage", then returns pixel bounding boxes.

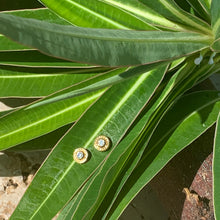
[0,0,219,219]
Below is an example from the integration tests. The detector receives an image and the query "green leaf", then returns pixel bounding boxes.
[211,0,220,39]
[7,124,72,151]
[213,112,220,220]
[0,108,14,117]
[2,8,70,25]
[200,0,211,11]
[91,57,219,219]
[100,0,185,31]
[38,0,155,30]
[0,65,98,97]
[139,0,212,34]
[0,34,29,50]
[108,91,220,219]
[0,89,104,150]
[0,14,212,67]
[186,0,211,22]
[212,38,220,52]
[62,56,216,219]
[10,65,167,220]
[29,62,166,108]
[0,8,70,51]
[0,50,98,68]
[52,57,211,219]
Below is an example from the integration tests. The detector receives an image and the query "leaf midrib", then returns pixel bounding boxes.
[64,0,129,29]
[29,71,152,219]
[146,95,220,160]
[1,14,212,44]
[0,91,103,140]
[159,0,212,34]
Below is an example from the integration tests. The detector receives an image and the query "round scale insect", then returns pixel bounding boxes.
[94,135,111,152]
[73,148,89,164]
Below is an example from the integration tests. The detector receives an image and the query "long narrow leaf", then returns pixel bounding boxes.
[7,124,72,151]
[101,0,185,31]
[95,58,219,219]
[61,56,216,219]
[38,0,155,30]
[186,0,210,22]
[0,14,212,67]
[139,0,212,34]
[0,89,104,150]
[211,0,220,39]
[10,65,167,220]
[0,50,98,68]
[29,63,166,108]
[0,8,69,51]
[0,66,97,97]
[213,112,220,219]
[108,91,220,219]
[0,67,129,149]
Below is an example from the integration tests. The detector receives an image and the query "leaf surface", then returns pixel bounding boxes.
[0,66,97,97]
[100,0,184,31]
[186,0,211,22]
[58,57,217,219]
[108,91,220,219]
[139,0,212,34]
[213,112,220,220]
[7,124,72,151]
[0,50,97,68]
[211,0,220,39]
[38,0,155,30]
[0,14,212,67]
[0,89,104,150]
[10,65,167,220]
[0,8,69,51]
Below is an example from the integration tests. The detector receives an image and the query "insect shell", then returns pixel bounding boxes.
[73,148,89,164]
[94,135,111,152]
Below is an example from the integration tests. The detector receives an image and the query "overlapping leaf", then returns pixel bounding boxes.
[0,65,98,97]
[57,56,219,219]
[10,65,167,219]
[29,63,166,108]
[107,91,220,219]
[38,0,155,30]
[0,50,98,68]
[0,13,212,67]
[211,0,220,39]
[210,0,220,52]
[213,112,220,220]
[7,124,72,152]
[139,0,212,34]
[101,0,184,31]
[186,0,210,22]
[0,65,139,150]
[0,8,69,51]
[0,89,104,150]
[1,1,219,220]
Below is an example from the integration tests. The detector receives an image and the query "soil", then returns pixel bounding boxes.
[0,151,48,220]
[150,126,215,220]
